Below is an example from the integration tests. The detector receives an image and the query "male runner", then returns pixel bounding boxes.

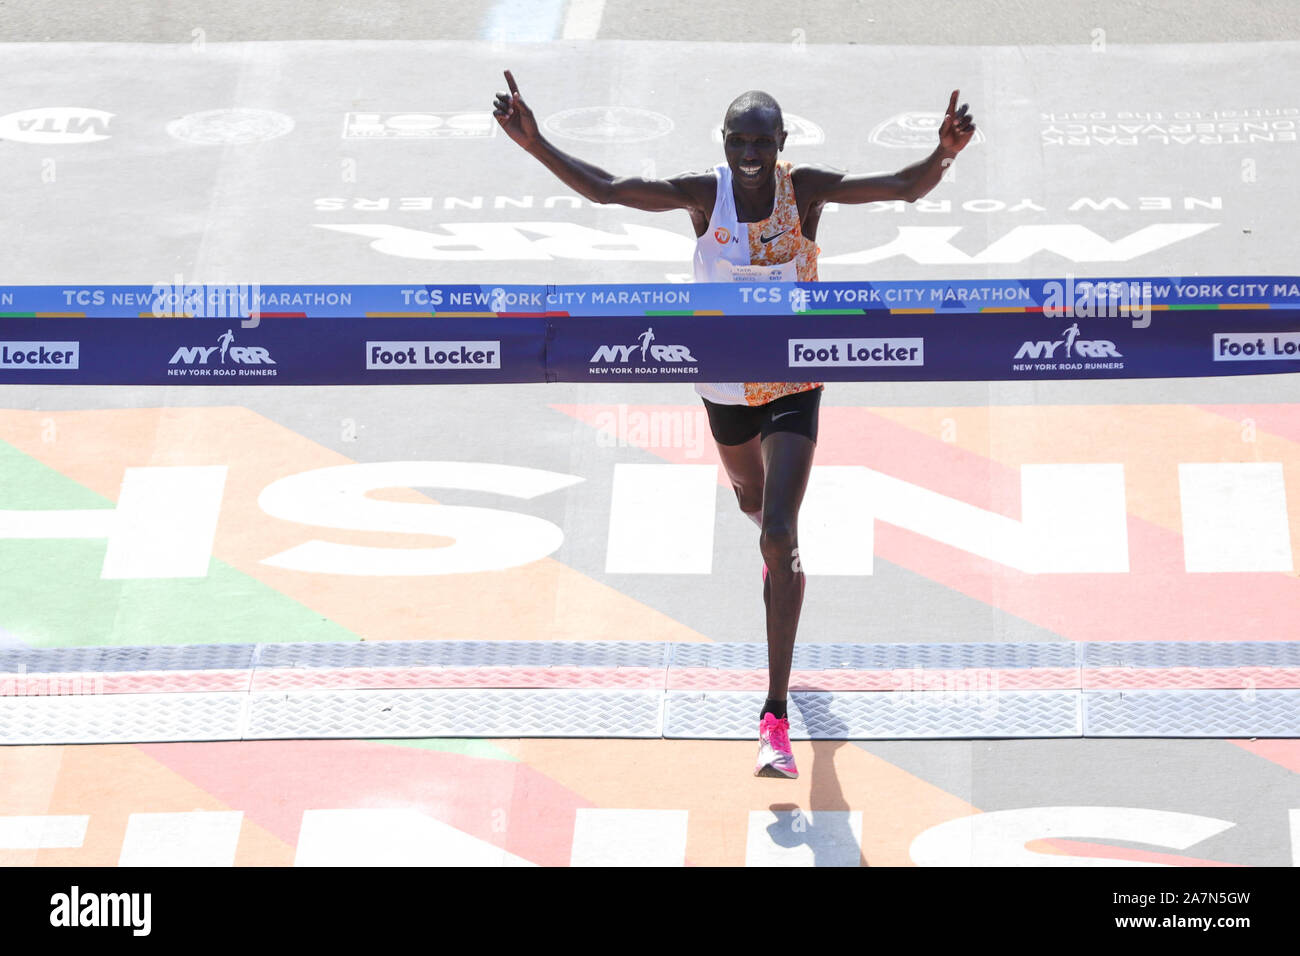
[493,71,975,777]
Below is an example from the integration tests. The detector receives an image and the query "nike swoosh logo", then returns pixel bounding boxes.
[759,229,789,244]
[771,410,799,421]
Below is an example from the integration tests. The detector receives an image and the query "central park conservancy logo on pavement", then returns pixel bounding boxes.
[166,108,294,145]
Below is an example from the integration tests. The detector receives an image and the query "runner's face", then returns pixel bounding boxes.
[722,109,785,191]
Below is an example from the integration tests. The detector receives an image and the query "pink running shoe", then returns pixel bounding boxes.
[755,713,798,778]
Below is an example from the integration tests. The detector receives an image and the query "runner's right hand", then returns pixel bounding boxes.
[493,70,540,150]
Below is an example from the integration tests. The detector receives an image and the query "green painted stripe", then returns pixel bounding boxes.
[1167,303,1221,310]
[0,312,37,318]
[374,738,520,761]
[0,440,361,648]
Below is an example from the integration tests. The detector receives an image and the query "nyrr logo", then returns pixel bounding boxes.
[1014,323,1123,360]
[714,227,731,244]
[318,220,1216,267]
[168,329,277,377]
[588,328,697,376]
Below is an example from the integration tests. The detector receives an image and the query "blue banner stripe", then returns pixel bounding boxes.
[2,277,1299,319]
[1,308,1298,384]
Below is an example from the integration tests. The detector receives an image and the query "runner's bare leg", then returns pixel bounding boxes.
[714,433,764,519]
[757,431,816,700]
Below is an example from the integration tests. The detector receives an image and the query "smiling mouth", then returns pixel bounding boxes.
[739,164,762,176]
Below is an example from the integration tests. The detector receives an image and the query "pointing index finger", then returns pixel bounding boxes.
[505,70,520,96]
[947,89,959,115]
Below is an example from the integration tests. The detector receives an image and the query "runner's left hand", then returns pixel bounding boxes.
[938,90,976,152]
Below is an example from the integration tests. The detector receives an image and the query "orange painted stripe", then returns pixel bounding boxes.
[0,744,292,866]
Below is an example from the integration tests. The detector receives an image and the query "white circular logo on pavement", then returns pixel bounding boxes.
[0,107,113,144]
[869,111,986,148]
[544,107,674,143]
[166,108,295,145]
[712,112,824,146]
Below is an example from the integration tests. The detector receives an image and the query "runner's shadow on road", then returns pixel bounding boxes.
[765,692,868,867]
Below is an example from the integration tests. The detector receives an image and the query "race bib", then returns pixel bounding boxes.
[715,260,797,282]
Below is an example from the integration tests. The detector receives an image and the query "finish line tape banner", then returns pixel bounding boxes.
[4,275,1300,318]
[0,278,1298,385]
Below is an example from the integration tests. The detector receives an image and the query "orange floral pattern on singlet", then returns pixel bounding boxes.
[742,160,823,407]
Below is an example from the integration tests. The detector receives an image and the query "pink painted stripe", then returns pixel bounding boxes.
[5,664,1296,696]
[1040,838,1247,867]
[1196,403,1300,446]
[251,665,666,691]
[668,667,1081,691]
[0,669,251,696]
[1084,666,1300,690]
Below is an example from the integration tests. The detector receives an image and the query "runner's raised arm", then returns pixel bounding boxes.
[492,69,709,214]
[794,90,977,205]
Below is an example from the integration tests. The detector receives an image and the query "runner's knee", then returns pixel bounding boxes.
[733,484,762,514]
[759,521,797,570]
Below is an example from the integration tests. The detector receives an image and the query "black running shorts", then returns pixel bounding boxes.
[701,386,822,446]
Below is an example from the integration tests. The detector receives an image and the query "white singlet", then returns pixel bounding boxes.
[691,160,823,407]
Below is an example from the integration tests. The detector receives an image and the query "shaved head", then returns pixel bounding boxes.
[720,90,787,190]
[724,90,784,132]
